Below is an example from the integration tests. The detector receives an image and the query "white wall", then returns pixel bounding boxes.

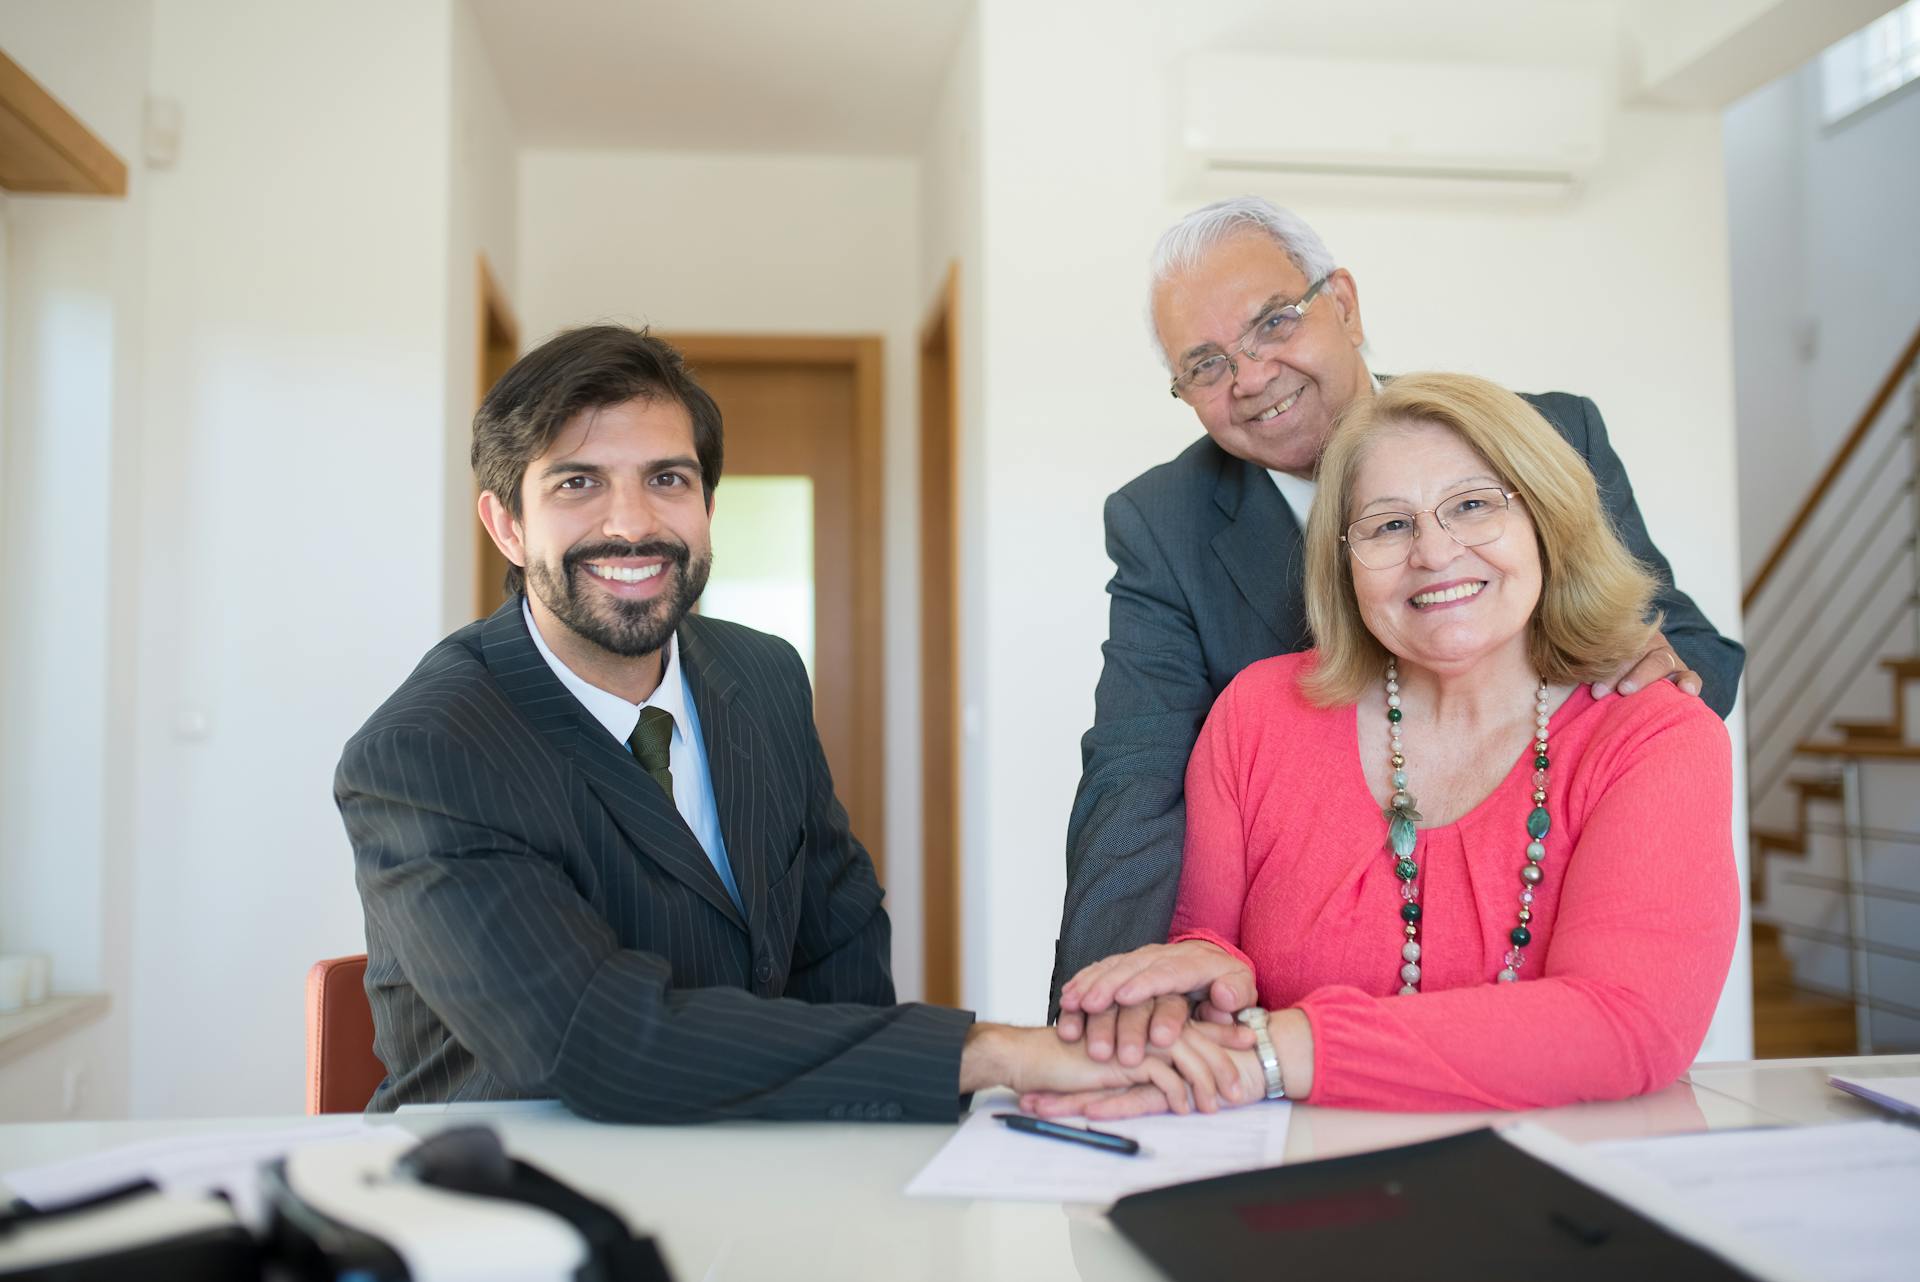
[126,0,458,1117]
[1727,63,1920,578]
[0,0,154,1120]
[960,0,1752,1058]
[517,148,929,997]
[442,0,520,633]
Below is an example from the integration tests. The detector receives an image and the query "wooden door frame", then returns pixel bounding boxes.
[472,255,520,619]
[918,265,961,1005]
[669,333,888,883]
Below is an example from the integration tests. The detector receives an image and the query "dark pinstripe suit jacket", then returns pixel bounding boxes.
[336,598,972,1122]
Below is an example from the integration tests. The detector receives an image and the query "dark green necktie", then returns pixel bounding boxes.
[629,706,675,799]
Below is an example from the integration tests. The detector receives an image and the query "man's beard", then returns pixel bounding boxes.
[526,538,712,659]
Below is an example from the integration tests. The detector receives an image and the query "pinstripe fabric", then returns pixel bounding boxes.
[336,598,973,1122]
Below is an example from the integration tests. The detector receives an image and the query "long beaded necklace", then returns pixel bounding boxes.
[1382,658,1552,994]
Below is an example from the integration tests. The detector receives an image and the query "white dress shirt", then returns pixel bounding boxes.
[1264,374,1380,525]
[1266,469,1318,528]
[522,599,743,913]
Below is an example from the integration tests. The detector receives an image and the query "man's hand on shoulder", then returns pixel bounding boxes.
[1592,634,1702,702]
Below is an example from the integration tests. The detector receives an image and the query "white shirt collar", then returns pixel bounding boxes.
[1264,371,1382,523]
[521,597,690,748]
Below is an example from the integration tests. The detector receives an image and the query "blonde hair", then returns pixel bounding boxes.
[1302,372,1660,706]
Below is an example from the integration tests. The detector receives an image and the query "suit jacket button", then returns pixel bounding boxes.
[882,1102,902,1120]
[755,958,773,983]
[827,1104,846,1120]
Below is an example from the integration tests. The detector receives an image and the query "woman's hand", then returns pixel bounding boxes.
[1056,940,1259,1072]
[1021,1021,1265,1120]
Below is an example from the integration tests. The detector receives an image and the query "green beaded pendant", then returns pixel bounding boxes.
[1394,856,1418,881]
[1526,806,1551,839]
[1388,813,1417,858]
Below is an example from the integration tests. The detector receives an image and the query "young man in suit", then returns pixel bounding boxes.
[338,325,1237,1122]
[1053,196,1746,1057]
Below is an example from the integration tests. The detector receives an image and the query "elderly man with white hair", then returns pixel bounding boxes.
[1051,196,1743,1065]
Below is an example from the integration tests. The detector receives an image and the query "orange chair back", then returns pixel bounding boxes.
[304,953,386,1114]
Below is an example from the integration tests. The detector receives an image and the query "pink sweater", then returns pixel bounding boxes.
[1171,652,1738,1112]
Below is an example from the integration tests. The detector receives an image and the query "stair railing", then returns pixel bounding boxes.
[1743,321,1920,804]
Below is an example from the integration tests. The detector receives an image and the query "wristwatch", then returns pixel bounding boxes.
[1235,1006,1287,1100]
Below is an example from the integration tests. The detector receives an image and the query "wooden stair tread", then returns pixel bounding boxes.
[1794,737,1920,759]
[1881,657,1920,678]
[1750,825,1804,854]
[1750,921,1858,1056]
[1831,719,1901,739]
[1787,777,1844,800]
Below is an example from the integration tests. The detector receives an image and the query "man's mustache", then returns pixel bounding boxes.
[563,540,690,577]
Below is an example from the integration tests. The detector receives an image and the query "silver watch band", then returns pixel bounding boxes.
[1234,1006,1286,1100]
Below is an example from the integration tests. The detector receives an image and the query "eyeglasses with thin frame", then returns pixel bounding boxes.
[1168,275,1332,402]
[1342,487,1520,570]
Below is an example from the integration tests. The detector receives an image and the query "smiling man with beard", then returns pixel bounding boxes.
[335,324,1239,1123]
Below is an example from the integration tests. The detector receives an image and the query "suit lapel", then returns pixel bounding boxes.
[1210,454,1308,648]
[482,599,747,932]
[677,617,773,941]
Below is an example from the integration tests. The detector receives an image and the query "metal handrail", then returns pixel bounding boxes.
[1745,482,1913,706]
[1744,331,1920,1057]
[1767,919,1920,966]
[1747,536,1912,756]
[1779,870,1920,905]
[1787,821,1920,849]
[1778,978,1920,1025]
[1751,585,1917,799]
[1745,427,1913,637]
[1746,318,1920,610]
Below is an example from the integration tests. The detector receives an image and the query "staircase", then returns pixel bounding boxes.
[1747,656,1920,1056]
[1751,923,1856,1058]
[1743,322,1920,1057]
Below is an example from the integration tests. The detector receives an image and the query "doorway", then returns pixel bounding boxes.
[473,255,520,619]
[920,265,960,1006]
[671,335,887,884]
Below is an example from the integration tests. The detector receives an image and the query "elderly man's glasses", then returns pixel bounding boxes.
[1168,276,1331,403]
[1343,488,1519,570]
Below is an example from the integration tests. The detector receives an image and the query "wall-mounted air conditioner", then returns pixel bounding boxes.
[1173,52,1608,199]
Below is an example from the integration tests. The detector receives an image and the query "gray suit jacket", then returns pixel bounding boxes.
[1053,391,1744,1009]
[337,599,972,1122]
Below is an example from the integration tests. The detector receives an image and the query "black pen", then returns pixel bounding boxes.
[993,1112,1141,1156]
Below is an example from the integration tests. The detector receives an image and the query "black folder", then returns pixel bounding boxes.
[1108,1126,1759,1281]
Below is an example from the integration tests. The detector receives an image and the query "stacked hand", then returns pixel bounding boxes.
[1031,941,1265,1117]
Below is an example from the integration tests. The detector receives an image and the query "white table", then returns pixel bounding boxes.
[3,1054,1913,1281]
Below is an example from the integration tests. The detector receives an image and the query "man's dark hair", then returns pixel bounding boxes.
[472,324,725,596]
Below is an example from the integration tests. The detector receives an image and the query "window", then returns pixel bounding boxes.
[1821,0,1920,124]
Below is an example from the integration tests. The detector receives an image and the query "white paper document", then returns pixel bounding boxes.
[906,1094,1292,1204]
[1829,1072,1920,1117]
[2,1116,397,1228]
[1565,1120,1920,1282]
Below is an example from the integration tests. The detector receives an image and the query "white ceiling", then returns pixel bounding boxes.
[469,0,971,154]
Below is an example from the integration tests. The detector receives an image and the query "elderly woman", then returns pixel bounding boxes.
[1037,373,1738,1116]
